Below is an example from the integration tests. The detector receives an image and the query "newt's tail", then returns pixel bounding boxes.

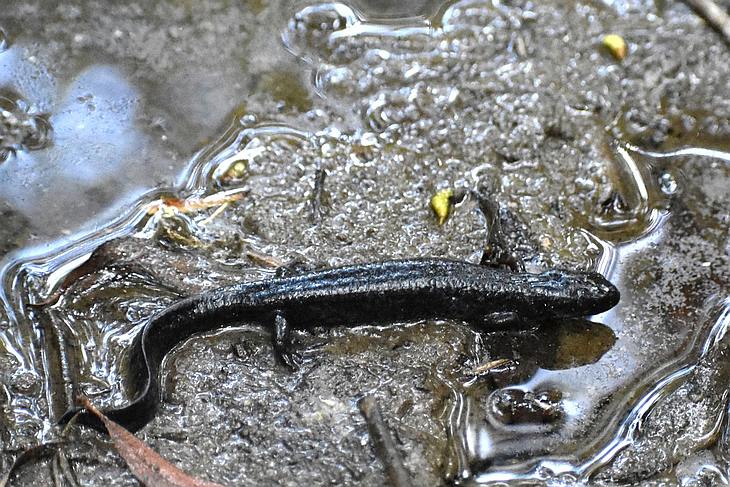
[59,391,159,435]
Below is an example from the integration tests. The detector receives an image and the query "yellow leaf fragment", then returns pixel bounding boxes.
[223,160,247,181]
[602,34,627,61]
[79,397,226,487]
[430,188,454,225]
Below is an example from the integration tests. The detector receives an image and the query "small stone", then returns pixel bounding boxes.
[10,369,40,395]
[488,388,564,425]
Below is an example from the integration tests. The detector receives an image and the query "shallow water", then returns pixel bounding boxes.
[1,0,729,485]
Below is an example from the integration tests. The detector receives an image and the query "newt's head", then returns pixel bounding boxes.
[522,269,620,319]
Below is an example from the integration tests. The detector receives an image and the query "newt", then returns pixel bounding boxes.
[60,258,619,433]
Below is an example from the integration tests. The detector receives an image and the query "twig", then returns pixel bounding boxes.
[244,249,285,268]
[310,167,327,223]
[199,202,231,226]
[51,449,81,487]
[683,0,730,42]
[358,396,414,487]
[472,358,514,375]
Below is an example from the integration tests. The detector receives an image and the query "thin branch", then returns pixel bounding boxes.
[683,0,730,42]
[358,396,414,487]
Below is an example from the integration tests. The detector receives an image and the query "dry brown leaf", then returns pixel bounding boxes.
[145,189,245,215]
[80,397,226,487]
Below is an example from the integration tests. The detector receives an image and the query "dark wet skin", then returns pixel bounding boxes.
[60,258,619,433]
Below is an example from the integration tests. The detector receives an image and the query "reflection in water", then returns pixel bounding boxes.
[0,45,56,112]
[0,65,150,232]
[348,0,448,21]
[431,129,728,482]
[622,141,730,164]
[469,149,729,482]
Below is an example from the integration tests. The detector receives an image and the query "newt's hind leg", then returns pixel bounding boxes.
[273,312,303,369]
[483,311,523,327]
[274,259,318,278]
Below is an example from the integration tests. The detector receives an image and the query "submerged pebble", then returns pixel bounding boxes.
[488,388,564,425]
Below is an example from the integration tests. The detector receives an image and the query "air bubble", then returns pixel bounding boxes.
[658,172,678,195]
[282,3,360,62]
[10,369,41,395]
[0,95,53,162]
[441,0,500,31]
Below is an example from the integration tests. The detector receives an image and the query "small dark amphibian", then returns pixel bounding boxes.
[61,258,619,433]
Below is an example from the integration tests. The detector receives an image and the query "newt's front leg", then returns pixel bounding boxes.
[273,312,303,369]
[473,189,524,272]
